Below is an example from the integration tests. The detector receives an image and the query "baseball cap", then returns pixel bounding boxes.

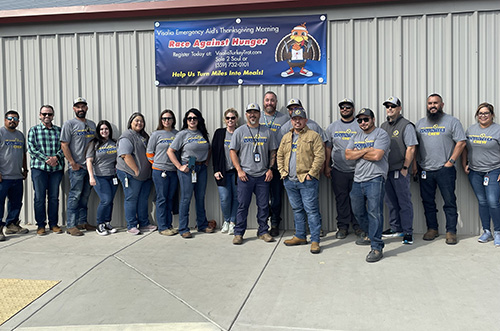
[73,97,87,106]
[290,108,307,119]
[355,108,375,118]
[287,98,303,108]
[338,98,354,107]
[383,96,401,107]
[246,103,261,112]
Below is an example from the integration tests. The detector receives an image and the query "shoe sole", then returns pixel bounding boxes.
[284,242,307,246]
[478,238,493,243]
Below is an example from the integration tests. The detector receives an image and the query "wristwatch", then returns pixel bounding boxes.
[402,165,408,170]
[449,158,456,164]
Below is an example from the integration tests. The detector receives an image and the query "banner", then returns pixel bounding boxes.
[154,15,327,86]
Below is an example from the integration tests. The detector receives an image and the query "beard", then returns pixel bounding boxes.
[340,111,353,119]
[426,107,444,121]
[76,110,86,118]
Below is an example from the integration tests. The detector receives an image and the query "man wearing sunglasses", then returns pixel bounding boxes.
[0,110,29,241]
[380,97,418,245]
[28,105,65,236]
[325,98,363,240]
[346,108,390,263]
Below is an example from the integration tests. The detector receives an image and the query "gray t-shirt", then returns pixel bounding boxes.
[288,133,299,181]
[86,140,117,177]
[325,119,359,172]
[415,114,466,171]
[279,118,328,142]
[169,129,210,164]
[466,122,500,172]
[147,129,178,171]
[60,118,96,168]
[224,130,234,171]
[347,127,390,182]
[0,127,26,180]
[230,124,278,177]
[116,130,151,181]
[260,111,289,138]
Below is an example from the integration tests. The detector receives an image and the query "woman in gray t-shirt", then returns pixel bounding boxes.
[147,109,179,236]
[167,108,213,238]
[86,120,118,235]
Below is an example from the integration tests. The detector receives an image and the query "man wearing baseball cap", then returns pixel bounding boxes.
[380,96,418,245]
[60,97,97,236]
[230,103,278,245]
[346,108,390,262]
[279,98,328,142]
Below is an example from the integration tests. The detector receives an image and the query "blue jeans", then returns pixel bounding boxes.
[419,166,458,233]
[284,178,322,243]
[0,179,23,227]
[94,175,119,225]
[31,169,63,228]
[468,168,500,232]
[269,168,283,227]
[152,169,178,231]
[384,170,413,234]
[116,169,152,230]
[235,174,270,237]
[217,171,238,224]
[177,164,208,234]
[67,168,92,228]
[350,176,385,251]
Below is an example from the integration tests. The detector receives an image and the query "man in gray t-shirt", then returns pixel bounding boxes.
[230,102,278,245]
[414,93,466,245]
[60,97,97,236]
[0,110,29,240]
[346,108,390,263]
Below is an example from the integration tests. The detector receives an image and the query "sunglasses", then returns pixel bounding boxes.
[161,117,173,121]
[6,116,19,121]
[225,116,236,120]
[385,104,398,109]
[357,118,370,123]
[187,116,198,121]
[40,113,54,117]
[340,106,352,110]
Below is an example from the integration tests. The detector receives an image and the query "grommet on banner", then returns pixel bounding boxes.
[238,79,243,85]
[235,18,241,24]
[154,22,160,27]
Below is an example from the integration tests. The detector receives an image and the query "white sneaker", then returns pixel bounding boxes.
[228,222,235,235]
[105,222,117,234]
[221,221,230,233]
[96,223,109,236]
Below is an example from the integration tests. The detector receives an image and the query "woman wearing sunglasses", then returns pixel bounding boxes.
[212,108,239,235]
[147,110,179,236]
[167,108,214,238]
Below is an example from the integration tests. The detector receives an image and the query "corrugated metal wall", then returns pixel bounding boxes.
[1,1,499,235]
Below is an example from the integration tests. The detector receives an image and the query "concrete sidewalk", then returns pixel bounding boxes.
[1,226,498,331]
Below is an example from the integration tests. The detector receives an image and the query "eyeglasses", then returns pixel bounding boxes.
[225,116,236,120]
[187,116,198,121]
[385,104,398,109]
[161,117,173,121]
[357,118,370,123]
[478,112,491,117]
[40,113,54,117]
[340,106,352,110]
[6,116,19,121]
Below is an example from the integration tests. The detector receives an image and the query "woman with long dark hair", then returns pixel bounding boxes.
[86,120,119,235]
[116,112,157,235]
[167,108,214,238]
[147,109,179,236]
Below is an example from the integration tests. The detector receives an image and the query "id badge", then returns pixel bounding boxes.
[161,171,167,178]
[191,170,197,183]
[484,175,489,186]
[394,171,399,179]
[421,171,426,180]
[124,177,129,188]
[254,152,261,163]
[112,177,119,186]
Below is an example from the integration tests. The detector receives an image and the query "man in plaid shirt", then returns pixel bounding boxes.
[27,105,65,236]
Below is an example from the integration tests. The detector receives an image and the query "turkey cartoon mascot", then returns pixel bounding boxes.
[275,23,321,77]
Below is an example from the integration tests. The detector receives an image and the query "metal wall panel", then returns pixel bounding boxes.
[2,1,500,235]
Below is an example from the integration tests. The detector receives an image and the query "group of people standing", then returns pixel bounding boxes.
[0,93,498,263]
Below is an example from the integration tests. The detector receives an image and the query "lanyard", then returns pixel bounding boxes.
[247,125,260,153]
[263,112,277,129]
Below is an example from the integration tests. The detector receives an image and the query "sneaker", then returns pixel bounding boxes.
[228,222,235,235]
[284,236,307,246]
[423,229,439,240]
[96,223,109,236]
[354,228,364,237]
[382,229,403,238]
[445,232,457,245]
[336,228,348,239]
[269,227,280,237]
[402,233,413,245]
[355,233,371,245]
[310,242,321,254]
[104,222,117,234]
[77,223,97,231]
[51,226,63,234]
[66,227,84,236]
[0,227,5,241]
[233,235,243,245]
[366,249,383,263]
[494,231,500,247]
[478,229,493,243]
[139,224,157,232]
[181,232,192,239]
[160,228,178,236]
[37,227,46,236]
[5,222,29,234]
[221,221,230,233]
[258,233,275,242]
[127,227,141,235]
